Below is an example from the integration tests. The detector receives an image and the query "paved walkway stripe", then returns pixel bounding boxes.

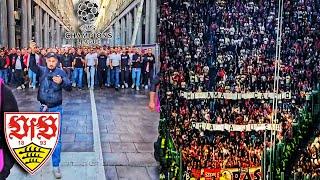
[90,89,106,180]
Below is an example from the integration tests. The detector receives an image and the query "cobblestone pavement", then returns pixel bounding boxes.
[7,87,159,180]
[95,88,159,180]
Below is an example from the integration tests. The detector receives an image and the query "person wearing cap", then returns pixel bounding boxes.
[28,41,72,179]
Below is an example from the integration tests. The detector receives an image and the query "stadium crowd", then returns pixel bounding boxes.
[160,0,320,178]
[293,130,320,178]
[0,46,157,91]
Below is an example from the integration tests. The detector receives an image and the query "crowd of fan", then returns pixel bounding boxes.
[0,46,157,91]
[294,130,320,177]
[160,0,320,177]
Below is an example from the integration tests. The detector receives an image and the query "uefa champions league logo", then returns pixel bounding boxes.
[67,0,112,45]
[76,0,99,32]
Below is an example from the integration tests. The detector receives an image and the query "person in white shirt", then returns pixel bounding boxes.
[108,47,121,90]
[85,48,98,90]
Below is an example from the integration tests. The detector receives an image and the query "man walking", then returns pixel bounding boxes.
[131,48,142,91]
[0,50,10,84]
[29,41,72,179]
[85,48,97,90]
[143,49,156,90]
[72,49,85,90]
[109,47,121,91]
[12,50,27,90]
[97,48,108,89]
[120,48,130,89]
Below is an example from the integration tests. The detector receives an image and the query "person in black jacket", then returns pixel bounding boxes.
[0,80,23,179]
[12,50,27,90]
[29,41,71,179]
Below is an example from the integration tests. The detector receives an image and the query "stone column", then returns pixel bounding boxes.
[50,18,55,47]
[39,7,43,47]
[43,12,49,48]
[126,12,132,45]
[7,0,15,48]
[121,18,126,45]
[144,0,150,44]
[134,6,142,45]
[34,6,41,45]
[0,0,8,47]
[27,0,32,41]
[111,25,115,46]
[149,0,157,44]
[21,0,28,48]
[61,28,65,45]
[56,22,61,47]
[115,20,120,45]
[61,26,64,45]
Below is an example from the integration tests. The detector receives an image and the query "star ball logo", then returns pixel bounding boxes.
[77,0,99,23]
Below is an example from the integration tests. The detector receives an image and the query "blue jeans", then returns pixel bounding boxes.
[39,105,63,167]
[106,67,111,85]
[111,66,120,88]
[132,68,141,87]
[0,69,8,84]
[28,69,37,87]
[86,67,95,88]
[73,68,83,88]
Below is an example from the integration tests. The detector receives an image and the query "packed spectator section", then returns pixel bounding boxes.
[159,0,320,178]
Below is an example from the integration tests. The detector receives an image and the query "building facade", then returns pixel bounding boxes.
[0,0,75,48]
[97,0,158,46]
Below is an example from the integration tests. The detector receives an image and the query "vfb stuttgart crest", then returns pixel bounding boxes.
[4,112,60,174]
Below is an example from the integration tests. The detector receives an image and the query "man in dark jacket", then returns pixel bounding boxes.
[0,78,22,179]
[12,50,27,90]
[143,49,156,90]
[0,50,10,85]
[29,41,72,179]
[120,48,130,89]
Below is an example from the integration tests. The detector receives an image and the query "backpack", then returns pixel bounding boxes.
[0,78,4,172]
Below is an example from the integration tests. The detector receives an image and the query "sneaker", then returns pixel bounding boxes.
[16,86,22,90]
[124,83,128,88]
[72,83,76,87]
[121,85,124,89]
[115,87,119,91]
[136,86,140,91]
[21,84,25,89]
[32,86,36,90]
[131,84,135,89]
[145,85,148,90]
[52,167,62,179]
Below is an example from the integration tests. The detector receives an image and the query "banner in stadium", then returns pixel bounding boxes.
[181,92,291,100]
[191,122,281,132]
[189,167,261,180]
